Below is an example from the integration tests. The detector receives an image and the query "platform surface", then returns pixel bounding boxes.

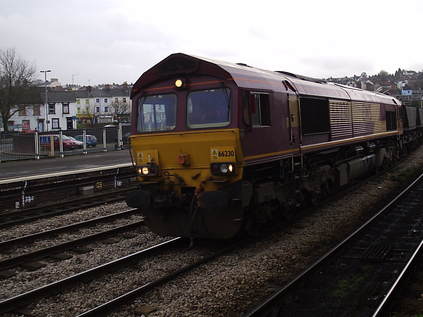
[0,150,132,181]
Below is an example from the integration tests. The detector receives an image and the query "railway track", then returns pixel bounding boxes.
[0,187,136,228]
[77,242,236,317]
[0,208,139,248]
[246,172,423,317]
[0,214,143,273]
[0,238,184,314]
[0,235,239,316]
[379,245,423,315]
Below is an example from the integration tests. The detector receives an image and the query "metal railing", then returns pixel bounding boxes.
[0,124,130,162]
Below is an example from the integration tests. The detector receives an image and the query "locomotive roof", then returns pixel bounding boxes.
[132,53,400,106]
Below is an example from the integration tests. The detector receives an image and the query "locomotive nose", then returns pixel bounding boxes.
[127,129,244,239]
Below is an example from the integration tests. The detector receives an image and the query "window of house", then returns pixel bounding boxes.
[115,97,118,103]
[51,118,60,129]
[33,105,40,116]
[48,104,56,114]
[18,105,27,116]
[96,98,100,103]
[22,120,30,130]
[250,93,271,126]
[386,111,397,131]
[300,97,330,135]
[62,103,70,114]
[123,97,126,103]
[104,106,109,113]
[77,107,81,113]
[104,98,108,103]
[76,99,80,104]
[96,107,100,113]
[85,99,89,104]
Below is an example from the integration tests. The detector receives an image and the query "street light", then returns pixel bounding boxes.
[40,70,51,132]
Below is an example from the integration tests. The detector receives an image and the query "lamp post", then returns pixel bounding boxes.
[40,70,51,132]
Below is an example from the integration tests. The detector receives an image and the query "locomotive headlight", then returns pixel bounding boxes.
[175,79,183,88]
[219,163,235,174]
[211,162,236,176]
[219,164,229,174]
[137,164,159,177]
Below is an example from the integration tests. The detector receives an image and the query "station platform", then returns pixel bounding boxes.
[0,150,132,182]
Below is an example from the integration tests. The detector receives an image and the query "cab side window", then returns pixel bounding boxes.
[250,93,271,127]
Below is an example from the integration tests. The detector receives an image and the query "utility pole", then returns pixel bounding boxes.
[40,70,51,132]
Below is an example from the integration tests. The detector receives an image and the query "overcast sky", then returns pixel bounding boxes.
[1,0,421,85]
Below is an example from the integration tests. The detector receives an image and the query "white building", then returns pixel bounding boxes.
[43,91,78,131]
[8,91,78,132]
[75,87,131,124]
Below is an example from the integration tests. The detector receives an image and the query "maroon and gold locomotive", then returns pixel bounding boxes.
[126,53,419,239]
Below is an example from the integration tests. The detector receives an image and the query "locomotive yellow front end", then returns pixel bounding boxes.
[127,129,245,239]
[125,54,249,239]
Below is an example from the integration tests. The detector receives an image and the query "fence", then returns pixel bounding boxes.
[0,124,130,162]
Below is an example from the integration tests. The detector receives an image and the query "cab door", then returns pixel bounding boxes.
[287,93,300,147]
[240,89,299,161]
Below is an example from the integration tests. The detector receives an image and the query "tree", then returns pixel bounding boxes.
[82,105,96,127]
[111,100,130,122]
[0,48,36,132]
[378,70,389,81]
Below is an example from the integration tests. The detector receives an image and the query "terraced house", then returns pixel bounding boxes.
[8,91,78,132]
[75,86,131,125]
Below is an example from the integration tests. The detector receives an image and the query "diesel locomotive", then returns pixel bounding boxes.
[126,53,421,239]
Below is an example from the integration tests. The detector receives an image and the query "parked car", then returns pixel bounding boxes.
[40,135,82,150]
[75,134,97,147]
[67,136,83,148]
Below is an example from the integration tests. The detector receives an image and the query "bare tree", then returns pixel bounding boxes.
[111,100,130,122]
[0,48,36,132]
[82,105,96,127]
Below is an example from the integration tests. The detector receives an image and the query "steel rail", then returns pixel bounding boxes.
[77,243,237,317]
[0,187,136,228]
[0,174,135,203]
[0,238,183,314]
[0,208,139,250]
[0,220,144,270]
[0,167,135,200]
[0,165,136,214]
[245,172,423,316]
[372,240,423,317]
